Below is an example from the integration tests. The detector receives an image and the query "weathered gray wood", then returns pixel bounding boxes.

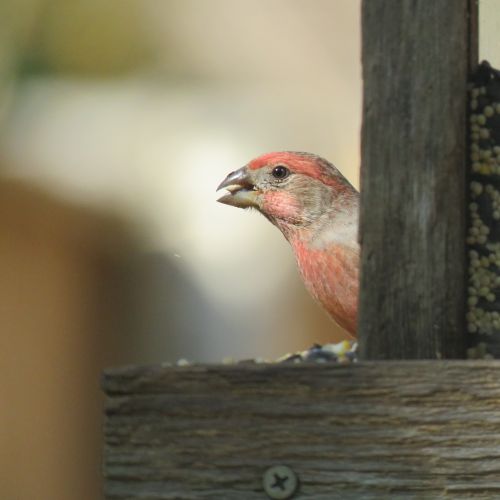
[359,0,477,358]
[104,361,500,499]
[468,0,479,72]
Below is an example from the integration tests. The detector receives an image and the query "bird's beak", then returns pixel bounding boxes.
[216,166,260,209]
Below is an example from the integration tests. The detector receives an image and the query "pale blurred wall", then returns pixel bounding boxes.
[481,0,500,68]
[0,1,362,499]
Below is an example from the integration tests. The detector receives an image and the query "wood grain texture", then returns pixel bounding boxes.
[359,0,476,358]
[104,361,500,499]
[468,0,479,73]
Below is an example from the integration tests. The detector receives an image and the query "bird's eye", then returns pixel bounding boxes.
[271,165,290,179]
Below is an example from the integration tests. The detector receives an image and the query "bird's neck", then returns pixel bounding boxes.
[287,191,359,249]
[286,195,360,335]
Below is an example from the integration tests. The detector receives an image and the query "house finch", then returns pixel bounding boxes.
[217,151,359,337]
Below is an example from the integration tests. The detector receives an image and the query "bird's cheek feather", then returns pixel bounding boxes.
[262,191,302,221]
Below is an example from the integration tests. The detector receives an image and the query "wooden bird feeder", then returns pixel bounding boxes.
[103,2,500,498]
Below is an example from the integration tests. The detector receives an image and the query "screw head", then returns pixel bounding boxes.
[262,465,298,499]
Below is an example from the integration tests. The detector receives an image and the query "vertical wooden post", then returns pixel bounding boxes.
[359,0,478,359]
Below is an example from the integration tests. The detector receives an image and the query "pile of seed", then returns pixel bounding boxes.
[275,340,357,363]
[467,61,500,358]
[173,340,358,366]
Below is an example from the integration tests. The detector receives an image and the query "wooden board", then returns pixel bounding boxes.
[103,361,500,499]
[359,0,477,358]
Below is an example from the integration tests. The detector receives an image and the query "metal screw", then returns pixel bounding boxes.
[262,465,298,499]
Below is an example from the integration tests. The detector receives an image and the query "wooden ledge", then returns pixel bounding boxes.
[103,361,500,499]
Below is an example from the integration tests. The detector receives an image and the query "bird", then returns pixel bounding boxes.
[216,151,359,337]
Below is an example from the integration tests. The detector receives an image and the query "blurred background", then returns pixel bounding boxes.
[1,1,497,499]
